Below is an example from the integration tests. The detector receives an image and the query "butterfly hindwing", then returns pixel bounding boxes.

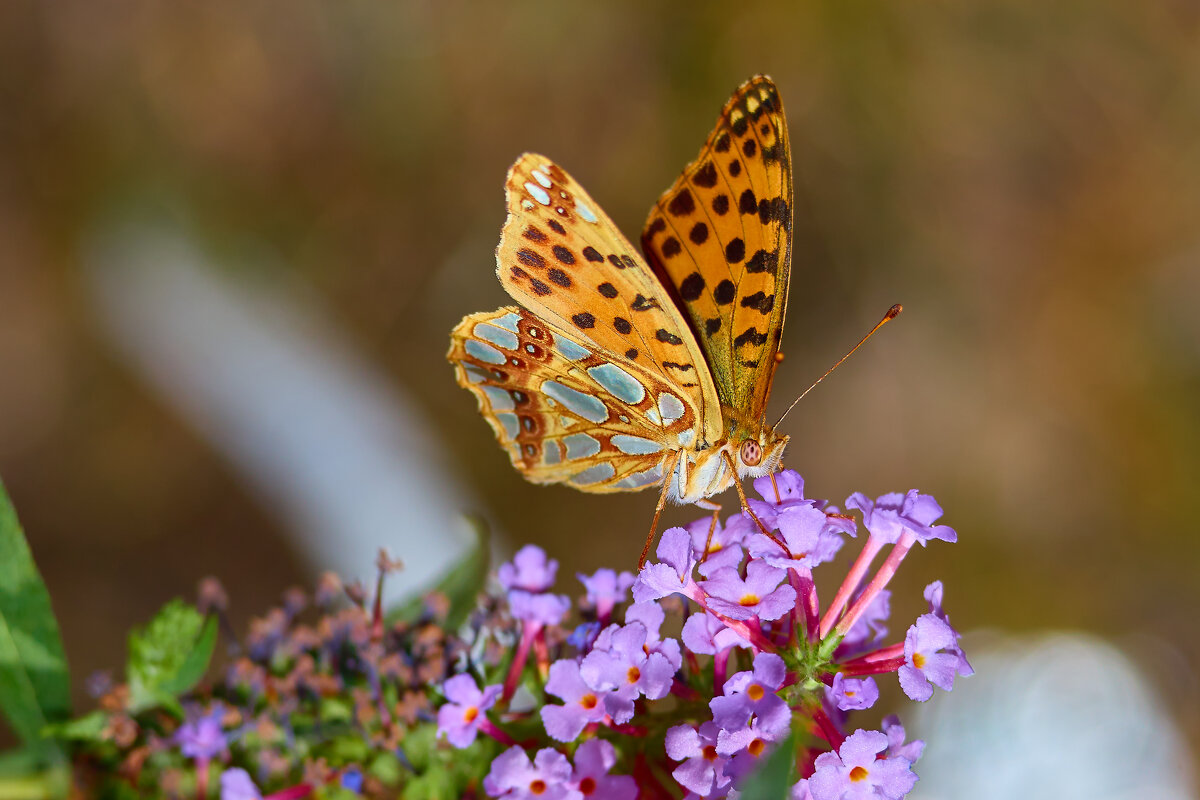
[449,307,702,493]
[495,154,723,446]
[641,76,793,422]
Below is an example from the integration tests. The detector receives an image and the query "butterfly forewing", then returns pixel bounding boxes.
[496,154,723,445]
[641,76,793,422]
[449,307,698,492]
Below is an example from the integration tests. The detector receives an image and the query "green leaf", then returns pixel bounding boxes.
[390,515,490,630]
[41,710,107,743]
[0,480,71,750]
[126,600,217,713]
[739,730,797,800]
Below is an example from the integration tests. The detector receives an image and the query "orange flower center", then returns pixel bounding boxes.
[850,766,869,782]
[913,652,926,669]
[530,779,547,795]
[747,684,764,701]
[702,745,719,761]
[579,777,596,794]
[739,593,760,607]
[463,706,478,723]
[580,693,598,710]
[627,666,641,684]
[748,738,765,757]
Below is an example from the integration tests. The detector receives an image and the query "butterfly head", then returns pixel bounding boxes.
[734,425,789,480]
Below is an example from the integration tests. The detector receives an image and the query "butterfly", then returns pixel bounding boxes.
[448,76,794,565]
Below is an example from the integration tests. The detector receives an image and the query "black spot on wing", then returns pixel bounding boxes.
[621,255,636,269]
[714,280,736,305]
[663,361,694,372]
[725,238,745,263]
[745,249,779,275]
[732,115,748,136]
[625,348,638,359]
[667,189,696,216]
[547,268,572,287]
[714,131,732,152]
[712,194,729,215]
[693,161,719,188]
[583,246,604,263]
[705,317,721,336]
[656,329,683,345]
[689,222,708,245]
[597,282,618,298]
[734,327,768,347]
[740,292,776,313]
[679,272,705,301]
[572,312,596,329]
[613,317,632,334]
[547,219,566,236]
[662,237,682,257]
[517,249,546,268]
[743,139,757,158]
[632,294,660,311]
[646,217,667,236]
[552,245,575,264]
[523,226,547,243]
[729,159,742,178]
[739,189,758,215]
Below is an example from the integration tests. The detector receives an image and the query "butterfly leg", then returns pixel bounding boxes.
[721,451,787,551]
[638,449,683,571]
[694,500,721,564]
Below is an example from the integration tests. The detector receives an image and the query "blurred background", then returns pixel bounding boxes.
[1,0,1198,793]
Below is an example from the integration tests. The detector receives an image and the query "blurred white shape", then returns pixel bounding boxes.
[910,632,1196,800]
[84,223,484,597]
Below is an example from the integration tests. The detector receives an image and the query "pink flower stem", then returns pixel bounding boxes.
[789,568,819,643]
[811,707,845,750]
[839,656,905,676]
[819,536,885,639]
[264,785,314,800]
[839,642,904,667]
[502,622,541,702]
[478,717,517,746]
[533,630,550,679]
[195,757,208,800]
[714,648,730,694]
[671,679,701,701]
[833,532,918,639]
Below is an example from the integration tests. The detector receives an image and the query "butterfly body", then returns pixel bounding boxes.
[449,76,793,516]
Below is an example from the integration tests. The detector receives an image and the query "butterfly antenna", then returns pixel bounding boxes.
[773,304,902,428]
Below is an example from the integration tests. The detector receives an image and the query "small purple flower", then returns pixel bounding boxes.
[717,709,792,783]
[681,611,750,655]
[509,590,572,626]
[437,674,502,748]
[748,503,845,571]
[580,622,676,723]
[625,601,682,671]
[747,469,810,522]
[685,515,745,576]
[567,621,601,653]
[845,490,956,546]
[922,581,973,676]
[485,746,581,800]
[541,659,612,742]
[828,672,879,711]
[666,722,732,798]
[176,706,226,760]
[340,767,364,793]
[633,527,698,603]
[499,545,560,592]
[881,715,925,763]
[569,739,637,800]
[219,768,262,800]
[710,652,789,731]
[809,729,918,800]
[700,561,796,622]
[898,613,972,702]
[578,568,634,620]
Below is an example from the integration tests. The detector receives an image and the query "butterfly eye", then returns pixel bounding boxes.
[739,439,762,467]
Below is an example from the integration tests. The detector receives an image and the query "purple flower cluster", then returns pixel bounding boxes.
[435,470,971,799]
